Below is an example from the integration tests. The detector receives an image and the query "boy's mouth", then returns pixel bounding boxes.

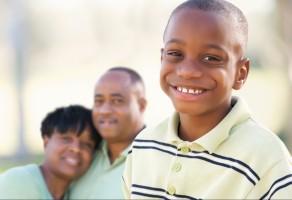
[176,86,204,94]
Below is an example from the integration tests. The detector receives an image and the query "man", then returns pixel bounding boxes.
[69,66,147,199]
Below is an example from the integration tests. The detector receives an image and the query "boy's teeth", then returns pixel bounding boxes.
[177,87,202,94]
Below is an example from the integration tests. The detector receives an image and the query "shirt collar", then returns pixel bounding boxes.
[166,96,251,153]
[197,96,251,153]
[165,111,181,143]
[100,140,131,159]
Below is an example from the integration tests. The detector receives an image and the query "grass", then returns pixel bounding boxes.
[0,154,44,174]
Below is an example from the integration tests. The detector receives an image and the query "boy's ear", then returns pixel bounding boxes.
[233,58,249,90]
[160,48,164,62]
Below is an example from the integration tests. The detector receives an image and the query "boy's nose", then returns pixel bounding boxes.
[177,59,203,79]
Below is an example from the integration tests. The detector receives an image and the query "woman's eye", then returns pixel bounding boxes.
[61,136,71,142]
[81,142,94,150]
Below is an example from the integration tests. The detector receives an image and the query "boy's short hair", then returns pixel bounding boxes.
[164,0,248,49]
[41,105,101,147]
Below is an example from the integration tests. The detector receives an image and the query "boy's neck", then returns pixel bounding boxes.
[178,106,232,141]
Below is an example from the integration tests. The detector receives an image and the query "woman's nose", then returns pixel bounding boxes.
[69,140,81,153]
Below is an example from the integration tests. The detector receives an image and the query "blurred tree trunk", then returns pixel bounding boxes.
[275,0,292,153]
[8,0,30,159]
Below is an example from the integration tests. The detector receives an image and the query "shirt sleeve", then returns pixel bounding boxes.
[0,165,47,199]
[0,168,31,198]
[247,157,292,199]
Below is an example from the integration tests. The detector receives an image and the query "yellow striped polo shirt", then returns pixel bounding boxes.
[122,96,292,199]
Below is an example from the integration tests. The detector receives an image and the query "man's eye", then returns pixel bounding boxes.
[166,51,182,57]
[94,99,103,104]
[113,99,123,104]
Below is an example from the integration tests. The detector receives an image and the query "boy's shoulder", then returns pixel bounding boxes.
[136,111,179,141]
[232,117,286,150]
[226,117,291,166]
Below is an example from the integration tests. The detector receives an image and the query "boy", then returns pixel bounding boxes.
[0,105,101,199]
[122,0,292,199]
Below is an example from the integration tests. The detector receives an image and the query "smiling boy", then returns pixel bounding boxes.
[122,0,292,199]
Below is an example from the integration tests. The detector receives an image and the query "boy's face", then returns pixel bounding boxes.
[160,8,249,117]
[42,127,96,181]
[92,71,145,143]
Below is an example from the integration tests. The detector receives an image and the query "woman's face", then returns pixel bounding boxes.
[42,127,96,181]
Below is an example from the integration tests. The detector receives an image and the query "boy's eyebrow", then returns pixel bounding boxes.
[165,38,186,46]
[165,39,226,53]
[203,44,226,52]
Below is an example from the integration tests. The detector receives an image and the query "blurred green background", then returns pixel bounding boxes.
[1,0,292,173]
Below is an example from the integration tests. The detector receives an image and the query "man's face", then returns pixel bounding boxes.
[42,128,96,181]
[92,71,144,143]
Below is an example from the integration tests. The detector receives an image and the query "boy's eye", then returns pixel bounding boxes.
[166,51,183,57]
[203,56,221,62]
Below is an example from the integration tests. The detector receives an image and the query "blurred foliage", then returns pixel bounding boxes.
[0,154,43,174]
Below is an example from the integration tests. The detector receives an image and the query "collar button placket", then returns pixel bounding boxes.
[181,146,190,154]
